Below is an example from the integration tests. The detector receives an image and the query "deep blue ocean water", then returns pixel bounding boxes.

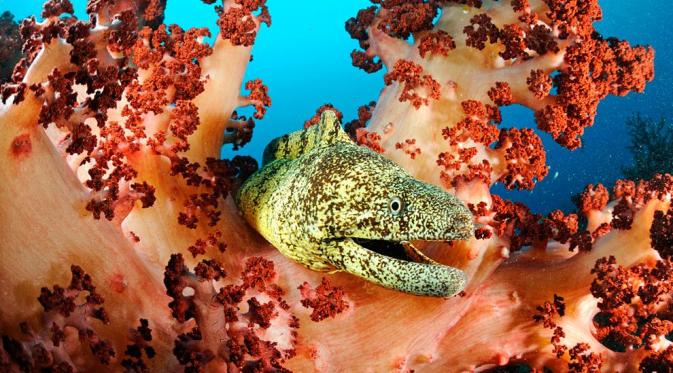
[3,1,671,214]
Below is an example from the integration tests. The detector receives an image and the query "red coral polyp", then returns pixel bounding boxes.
[384,60,440,109]
[299,277,349,322]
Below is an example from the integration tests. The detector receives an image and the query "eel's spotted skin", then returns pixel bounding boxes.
[235,110,474,297]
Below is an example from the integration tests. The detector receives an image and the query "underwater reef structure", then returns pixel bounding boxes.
[0,0,670,371]
[623,114,673,181]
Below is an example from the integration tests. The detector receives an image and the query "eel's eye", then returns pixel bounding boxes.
[389,196,404,215]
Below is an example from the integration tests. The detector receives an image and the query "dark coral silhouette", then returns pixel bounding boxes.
[623,114,673,180]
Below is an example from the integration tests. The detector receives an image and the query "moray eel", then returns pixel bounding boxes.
[235,110,474,297]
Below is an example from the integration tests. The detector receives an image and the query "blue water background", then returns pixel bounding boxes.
[3,1,672,214]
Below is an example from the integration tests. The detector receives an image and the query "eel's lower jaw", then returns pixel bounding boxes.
[324,238,466,297]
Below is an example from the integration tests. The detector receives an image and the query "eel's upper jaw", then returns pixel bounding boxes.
[347,209,475,261]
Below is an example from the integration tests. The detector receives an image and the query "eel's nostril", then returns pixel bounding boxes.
[451,209,475,240]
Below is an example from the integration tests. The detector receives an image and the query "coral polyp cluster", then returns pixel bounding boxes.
[0,0,669,372]
[347,0,653,189]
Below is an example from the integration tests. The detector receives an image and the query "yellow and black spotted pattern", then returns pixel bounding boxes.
[235,110,474,297]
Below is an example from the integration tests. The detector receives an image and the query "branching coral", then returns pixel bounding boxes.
[1,0,272,370]
[1,265,124,371]
[0,0,667,372]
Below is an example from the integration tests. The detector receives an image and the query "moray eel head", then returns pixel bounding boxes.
[324,149,474,243]
[306,142,474,297]
[237,110,474,297]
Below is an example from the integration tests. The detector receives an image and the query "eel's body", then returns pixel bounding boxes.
[235,110,474,297]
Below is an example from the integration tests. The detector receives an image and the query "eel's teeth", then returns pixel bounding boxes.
[400,241,439,265]
[324,239,466,297]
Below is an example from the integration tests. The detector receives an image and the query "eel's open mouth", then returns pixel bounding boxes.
[351,238,439,265]
[352,239,407,260]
